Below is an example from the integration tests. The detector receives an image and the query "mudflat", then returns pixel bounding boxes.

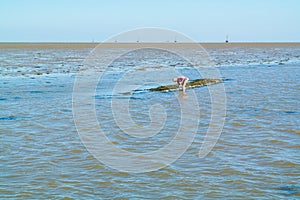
[0,42,299,49]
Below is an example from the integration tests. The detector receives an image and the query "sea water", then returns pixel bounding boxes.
[1,46,300,199]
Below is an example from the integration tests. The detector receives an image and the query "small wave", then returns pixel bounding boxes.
[28,91,44,94]
[286,129,300,134]
[269,160,299,167]
[0,115,15,120]
[231,122,247,126]
[277,185,300,196]
[283,111,298,114]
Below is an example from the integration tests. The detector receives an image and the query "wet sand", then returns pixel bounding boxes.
[0,42,300,49]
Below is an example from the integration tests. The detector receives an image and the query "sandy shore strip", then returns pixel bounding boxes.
[0,42,300,49]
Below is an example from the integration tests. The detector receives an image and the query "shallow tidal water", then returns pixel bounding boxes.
[1,46,300,199]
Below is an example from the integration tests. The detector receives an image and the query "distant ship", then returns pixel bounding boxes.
[225,35,229,43]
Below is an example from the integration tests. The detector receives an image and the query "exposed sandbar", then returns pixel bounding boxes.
[0,42,299,49]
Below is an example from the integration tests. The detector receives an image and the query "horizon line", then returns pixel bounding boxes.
[1,42,300,49]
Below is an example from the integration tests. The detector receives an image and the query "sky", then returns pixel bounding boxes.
[1,0,299,42]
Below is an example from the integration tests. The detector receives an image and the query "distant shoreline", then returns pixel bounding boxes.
[0,42,300,49]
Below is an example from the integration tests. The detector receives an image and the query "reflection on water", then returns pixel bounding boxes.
[1,47,300,199]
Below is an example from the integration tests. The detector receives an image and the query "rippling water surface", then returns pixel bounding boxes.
[1,46,300,199]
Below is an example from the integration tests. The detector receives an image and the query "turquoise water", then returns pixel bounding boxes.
[1,47,300,199]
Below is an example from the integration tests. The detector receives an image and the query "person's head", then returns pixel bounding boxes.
[172,78,177,82]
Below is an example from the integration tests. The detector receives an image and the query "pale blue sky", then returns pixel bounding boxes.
[1,0,299,42]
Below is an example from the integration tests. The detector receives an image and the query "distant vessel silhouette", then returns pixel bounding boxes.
[225,35,229,43]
